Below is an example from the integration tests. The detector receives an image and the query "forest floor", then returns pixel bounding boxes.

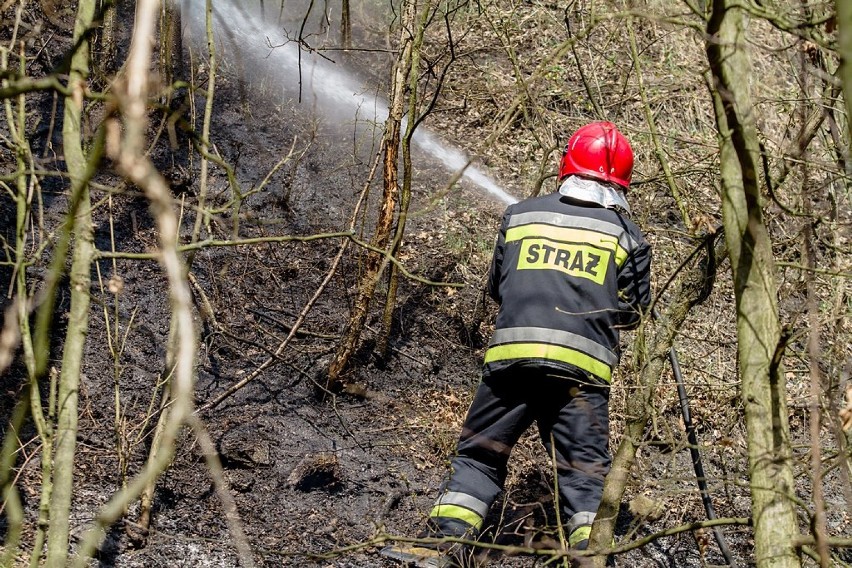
[34,77,747,568]
[1,74,743,568]
[2,2,851,568]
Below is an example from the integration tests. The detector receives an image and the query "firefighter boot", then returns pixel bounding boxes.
[380,521,475,567]
[568,525,592,568]
[379,544,459,568]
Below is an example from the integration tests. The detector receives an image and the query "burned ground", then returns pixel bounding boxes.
[2,1,851,568]
[1,77,742,568]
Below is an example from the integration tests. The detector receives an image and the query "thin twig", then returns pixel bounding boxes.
[197,147,384,413]
[72,0,201,564]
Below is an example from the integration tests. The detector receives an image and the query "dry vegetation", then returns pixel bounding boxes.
[0,0,850,566]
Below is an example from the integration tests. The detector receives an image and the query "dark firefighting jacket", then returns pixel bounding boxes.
[484,191,652,384]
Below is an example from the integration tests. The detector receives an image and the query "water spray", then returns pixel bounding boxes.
[181,0,518,206]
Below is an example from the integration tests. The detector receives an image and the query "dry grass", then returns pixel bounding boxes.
[404,0,852,558]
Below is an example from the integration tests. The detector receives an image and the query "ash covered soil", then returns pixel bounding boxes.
[5,4,839,567]
[2,85,742,568]
[49,88,745,568]
[69,89,559,568]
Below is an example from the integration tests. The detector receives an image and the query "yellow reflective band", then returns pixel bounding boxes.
[505,224,628,267]
[569,525,592,547]
[429,504,484,530]
[484,343,612,383]
[517,239,611,285]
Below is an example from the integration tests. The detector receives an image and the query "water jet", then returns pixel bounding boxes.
[181,0,519,206]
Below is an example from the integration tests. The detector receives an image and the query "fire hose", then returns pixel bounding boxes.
[656,306,737,567]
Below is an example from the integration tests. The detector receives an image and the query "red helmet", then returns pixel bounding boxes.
[558,121,634,189]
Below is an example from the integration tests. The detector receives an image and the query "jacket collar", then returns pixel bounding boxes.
[557,175,631,214]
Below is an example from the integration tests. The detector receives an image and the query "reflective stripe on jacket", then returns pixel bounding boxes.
[484,191,651,383]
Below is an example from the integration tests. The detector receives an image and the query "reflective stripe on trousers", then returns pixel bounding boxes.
[428,369,610,538]
[428,491,489,532]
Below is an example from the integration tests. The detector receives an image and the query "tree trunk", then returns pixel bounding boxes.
[1,42,53,566]
[838,0,852,141]
[45,0,98,565]
[327,0,416,388]
[378,0,432,356]
[98,0,119,77]
[160,0,183,98]
[341,0,352,50]
[706,2,799,566]
[591,235,723,563]
[834,0,852,443]
[73,0,201,563]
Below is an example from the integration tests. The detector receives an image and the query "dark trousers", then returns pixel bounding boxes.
[429,368,611,538]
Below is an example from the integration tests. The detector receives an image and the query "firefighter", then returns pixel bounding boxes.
[384,121,652,567]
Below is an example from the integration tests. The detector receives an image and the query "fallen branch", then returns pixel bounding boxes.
[95,232,464,288]
[276,517,752,565]
[71,0,208,565]
[197,147,384,413]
